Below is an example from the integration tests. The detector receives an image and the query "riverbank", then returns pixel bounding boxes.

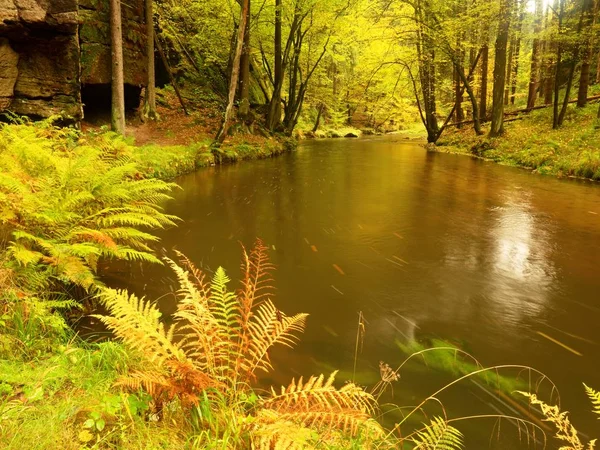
[0,114,293,448]
[435,103,600,181]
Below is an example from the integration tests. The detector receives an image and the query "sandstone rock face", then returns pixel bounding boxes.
[0,38,19,109]
[0,0,148,122]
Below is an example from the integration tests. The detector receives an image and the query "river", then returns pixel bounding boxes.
[101,136,600,447]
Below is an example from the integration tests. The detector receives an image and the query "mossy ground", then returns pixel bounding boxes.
[436,102,600,181]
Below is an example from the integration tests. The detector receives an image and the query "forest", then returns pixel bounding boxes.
[1,0,600,448]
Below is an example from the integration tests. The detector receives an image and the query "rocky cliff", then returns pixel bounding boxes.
[0,0,148,122]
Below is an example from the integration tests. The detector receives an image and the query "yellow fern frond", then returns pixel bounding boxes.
[95,288,187,366]
[251,418,317,450]
[519,392,590,450]
[585,384,600,418]
[265,371,376,415]
[412,417,464,449]
[245,299,307,377]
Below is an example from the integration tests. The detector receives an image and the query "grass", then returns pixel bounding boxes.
[436,103,600,180]
[0,340,189,449]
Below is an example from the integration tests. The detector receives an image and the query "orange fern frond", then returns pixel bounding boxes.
[239,238,276,322]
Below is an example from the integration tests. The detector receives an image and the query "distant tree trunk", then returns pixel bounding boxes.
[216,0,249,143]
[543,4,556,105]
[110,0,125,134]
[454,66,464,127]
[143,0,156,120]
[266,0,282,131]
[480,44,488,119]
[526,0,543,110]
[238,0,251,118]
[510,3,523,105]
[313,103,324,132]
[596,51,600,84]
[504,39,514,105]
[577,0,597,107]
[415,0,439,142]
[555,0,586,127]
[490,0,511,137]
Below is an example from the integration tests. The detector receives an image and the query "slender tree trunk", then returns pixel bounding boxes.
[577,0,597,107]
[480,44,488,119]
[526,0,543,110]
[238,0,251,118]
[143,0,156,120]
[505,39,514,105]
[510,5,523,105]
[556,0,585,127]
[490,0,511,137]
[216,0,249,142]
[155,35,188,115]
[596,50,600,84]
[110,0,125,134]
[454,66,464,127]
[313,103,324,132]
[544,4,556,105]
[266,0,282,131]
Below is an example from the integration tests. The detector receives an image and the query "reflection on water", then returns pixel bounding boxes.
[100,136,600,446]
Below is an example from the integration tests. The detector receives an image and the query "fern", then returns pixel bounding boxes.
[411,417,464,450]
[519,392,597,450]
[0,121,178,290]
[96,241,381,448]
[584,384,600,418]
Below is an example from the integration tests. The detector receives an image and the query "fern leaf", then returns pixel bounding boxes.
[412,417,464,450]
[245,299,307,377]
[264,371,377,416]
[584,384,600,418]
[95,288,188,366]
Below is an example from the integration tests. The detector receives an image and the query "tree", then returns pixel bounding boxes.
[238,0,252,119]
[490,0,511,137]
[143,0,157,120]
[266,0,283,131]
[215,0,250,143]
[577,0,598,107]
[110,0,125,134]
[526,0,543,110]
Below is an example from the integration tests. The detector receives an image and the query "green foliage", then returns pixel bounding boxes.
[0,121,179,290]
[95,240,383,448]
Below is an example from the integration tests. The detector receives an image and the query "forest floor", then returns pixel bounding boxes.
[436,101,600,181]
[80,88,293,180]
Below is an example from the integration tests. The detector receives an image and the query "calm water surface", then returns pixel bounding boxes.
[102,136,600,447]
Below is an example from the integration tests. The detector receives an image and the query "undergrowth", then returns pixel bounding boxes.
[437,103,600,180]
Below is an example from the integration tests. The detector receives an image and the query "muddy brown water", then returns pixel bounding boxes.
[99,136,600,448]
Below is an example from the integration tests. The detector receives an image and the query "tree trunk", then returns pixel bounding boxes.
[238,0,251,118]
[266,0,282,131]
[313,103,324,132]
[490,0,511,137]
[596,50,600,84]
[510,4,523,105]
[142,0,156,120]
[110,0,125,134]
[480,44,489,120]
[454,66,464,127]
[505,39,514,105]
[577,0,597,107]
[215,0,249,143]
[526,0,543,110]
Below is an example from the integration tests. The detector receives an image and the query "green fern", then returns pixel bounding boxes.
[411,417,464,450]
[0,121,178,290]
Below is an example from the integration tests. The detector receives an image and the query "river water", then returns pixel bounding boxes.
[102,136,600,447]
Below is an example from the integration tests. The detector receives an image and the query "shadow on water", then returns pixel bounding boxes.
[97,136,600,447]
